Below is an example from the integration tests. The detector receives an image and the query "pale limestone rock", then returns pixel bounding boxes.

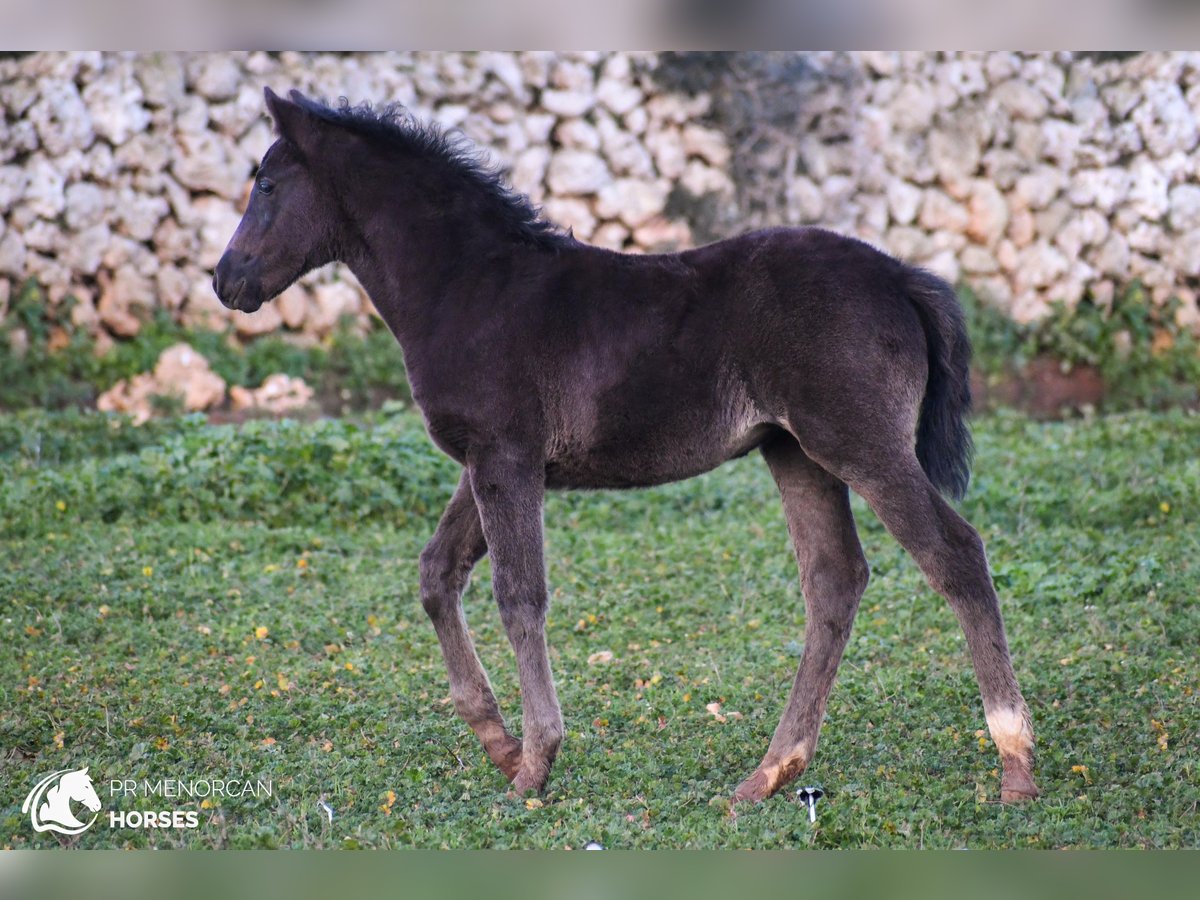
[231,374,314,414]
[632,217,691,252]
[153,216,199,263]
[1015,241,1070,290]
[1067,167,1130,214]
[82,70,151,146]
[546,149,610,195]
[115,189,169,242]
[310,281,363,335]
[593,178,670,229]
[23,158,66,219]
[97,374,158,424]
[522,112,556,145]
[1014,166,1065,210]
[886,179,923,226]
[888,81,937,131]
[644,127,686,179]
[114,130,174,175]
[993,79,1048,120]
[885,226,933,260]
[1010,291,1051,324]
[182,274,232,331]
[191,196,244,269]
[1034,199,1073,241]
[928,122,983,192]
[276,284,310,329]
[961,244,999,274]
[787,176,825,224]
[1131,80,1198,158]
[540,89,594,118]
[1126,221,1166,254]
[980,147,1025,191]
[60,223,111,273]
[0,230,27,277]
[1056,209,1111,260]
[918,189,969,233]
[482,52,527,101]
[646,93,709,126]
[63,181,109,230]
[623,106,648,136]
[173,130,249,199]
[1168,184,1200,232]
[155,265,190,310]
[860,51,901,76]
[542,197,597,238]
[234,300,284,337]
[921,249,960,284]
[29,80,94,156]
[209,83,268,138]
[975,275,1013,310]
[1041,119,1083,166]
[597,120,654,178]
[966,180,1009,246]
[590,222,629,250]
[550,59,595,92]
[1007,204,1036,248]
[190,54,243,102]
[681,124,730,168]
[554,118,600,151]
[596,76,643,116]
[0,165,29,213]
[135,52,186,108]
[680,160,734,198]
[154,342,227,409]
[98,264,154,336]
[1124,157,1170,220]
[509,145,551,201]
[22,219,60,253]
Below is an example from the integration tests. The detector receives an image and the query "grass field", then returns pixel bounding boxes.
[1,407,1197,848]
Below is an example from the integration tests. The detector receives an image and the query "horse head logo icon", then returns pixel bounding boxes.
[22,766,102,834]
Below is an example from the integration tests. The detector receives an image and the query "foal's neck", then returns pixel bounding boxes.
[337,164,551,351]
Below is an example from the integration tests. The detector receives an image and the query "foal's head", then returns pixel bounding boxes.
[213,88,350,313]
[214,88,571,314]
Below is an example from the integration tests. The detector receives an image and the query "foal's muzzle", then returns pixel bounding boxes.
[212,250,265,313]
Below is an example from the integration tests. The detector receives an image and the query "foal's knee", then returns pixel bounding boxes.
[419,542,461,620]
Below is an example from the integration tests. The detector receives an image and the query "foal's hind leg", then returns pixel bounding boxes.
[420,472,522,781]
[824,452,1039,802]
[733,435,870,803]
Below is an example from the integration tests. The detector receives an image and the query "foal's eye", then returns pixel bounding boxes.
[258,178,275,195]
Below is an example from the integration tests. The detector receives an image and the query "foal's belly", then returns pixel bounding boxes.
[543,420,776,490]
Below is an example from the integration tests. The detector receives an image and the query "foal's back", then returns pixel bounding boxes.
[533,226,929,490]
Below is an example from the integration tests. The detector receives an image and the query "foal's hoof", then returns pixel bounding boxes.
[485,734,523,783]
[1000,788,1039,803]
[510,766,550,798]
[730,769,772,806]
[1000,767,1040,803]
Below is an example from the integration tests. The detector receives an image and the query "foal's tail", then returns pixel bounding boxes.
[903,268,974,500]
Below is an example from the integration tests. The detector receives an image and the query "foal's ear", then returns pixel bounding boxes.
[264,86,320,153]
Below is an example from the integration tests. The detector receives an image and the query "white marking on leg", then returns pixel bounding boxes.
[985,705,1033,760]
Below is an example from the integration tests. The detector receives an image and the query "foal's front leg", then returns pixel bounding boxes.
[421,472,522,780]
[468,448,564,796]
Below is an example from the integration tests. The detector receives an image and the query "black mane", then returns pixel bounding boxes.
[293,95,573,251]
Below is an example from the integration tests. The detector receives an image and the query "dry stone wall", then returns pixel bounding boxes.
[1,50,1199,349]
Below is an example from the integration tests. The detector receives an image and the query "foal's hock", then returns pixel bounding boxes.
[215,88,1039,805]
